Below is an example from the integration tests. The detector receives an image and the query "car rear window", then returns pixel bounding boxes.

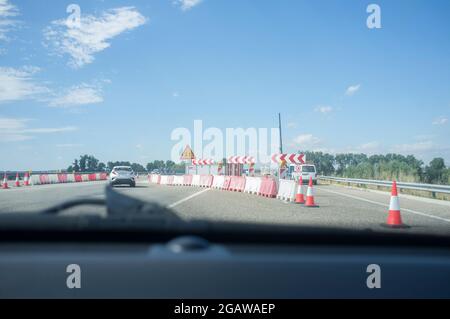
[302,166,316,173]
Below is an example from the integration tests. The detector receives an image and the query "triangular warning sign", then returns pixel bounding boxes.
[180,145,195,160]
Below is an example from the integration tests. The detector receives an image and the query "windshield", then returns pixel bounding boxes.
[301,166,316,173]
[0,0,449,239]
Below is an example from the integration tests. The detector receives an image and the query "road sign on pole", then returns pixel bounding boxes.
[180,145,195,160]
[271,153,305,165]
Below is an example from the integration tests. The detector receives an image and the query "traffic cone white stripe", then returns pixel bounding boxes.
[306,185,314,197]
[389,196,400,211]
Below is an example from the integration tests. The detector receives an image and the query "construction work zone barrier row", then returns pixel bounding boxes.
[1,173,108,189]
[148,174,406,229]
[148,174,280,200]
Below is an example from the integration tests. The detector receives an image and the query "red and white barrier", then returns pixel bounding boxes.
[183,175,193,186]
[191,175,201,187]
[212,175,225,189]
[199,175,214,188]
[259,176,278,198]
[172,175,184,186]
[160,175,174,185]
[229,176,246,192]
[244,177,262,194]
[16,173,105,187]
[223,176,232,190]
[149,174,161,184]
[276,179,296,202]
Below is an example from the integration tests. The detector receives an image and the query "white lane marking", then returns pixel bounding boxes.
[167,188,211,209]
[320,187,450,224]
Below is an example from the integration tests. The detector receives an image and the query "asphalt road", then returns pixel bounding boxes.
[1,179,450,236]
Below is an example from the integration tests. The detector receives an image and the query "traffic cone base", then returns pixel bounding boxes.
[295,193,305,204]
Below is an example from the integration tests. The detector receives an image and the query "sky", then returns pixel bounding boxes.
[0,0,449,170]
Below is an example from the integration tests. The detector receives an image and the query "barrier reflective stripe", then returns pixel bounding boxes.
[183,175,193,186]
[173,175,184,186]
[229,176,246,192]
[244,177,262,194]
[212,175,225,189]
[88,173,97,181]
[191,175,201,187]
[74,174,83,182]
[81,174,89,182]
[277,179,297,202]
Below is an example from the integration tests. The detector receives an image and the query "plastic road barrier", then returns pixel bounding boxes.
[244,177,262,194]
[277,179,297,202]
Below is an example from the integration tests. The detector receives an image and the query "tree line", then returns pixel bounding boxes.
[65,153,450,185]
[66,155,185,174]
[300,151,450,185]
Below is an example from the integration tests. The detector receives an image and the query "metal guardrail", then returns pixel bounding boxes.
[319,176,450,195]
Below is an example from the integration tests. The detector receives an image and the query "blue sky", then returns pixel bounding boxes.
[1,0,449,170]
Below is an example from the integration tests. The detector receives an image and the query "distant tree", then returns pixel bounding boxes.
[73,159,80,172]
[98,162,106,172]
[424,158,446,184]
[131,163,146,172]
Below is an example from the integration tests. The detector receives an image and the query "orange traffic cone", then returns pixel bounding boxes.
[305,176,318,207]
[15,172,20,187]
[295,176,305,204]
[24,172,30,186]
[384,181,408,228]
[2,173,9,189]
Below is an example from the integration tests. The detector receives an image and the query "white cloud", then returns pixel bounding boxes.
[359,141,380,151]
[345,84,361,96]
[172,92,179,98]
[391,141,437,153]
[43,7,147,68]
[0,117,77,142]
[432,116,448,126]
[0,0,19,41]
[344,141,382,155]
[292,134,322,149]
[286,122,297,128]
[49,83,103,108]
[314,105,333,115]
[0,66,48,103]
[173,0,203,11]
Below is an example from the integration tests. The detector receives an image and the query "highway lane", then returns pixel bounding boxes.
[0,179,449,236]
